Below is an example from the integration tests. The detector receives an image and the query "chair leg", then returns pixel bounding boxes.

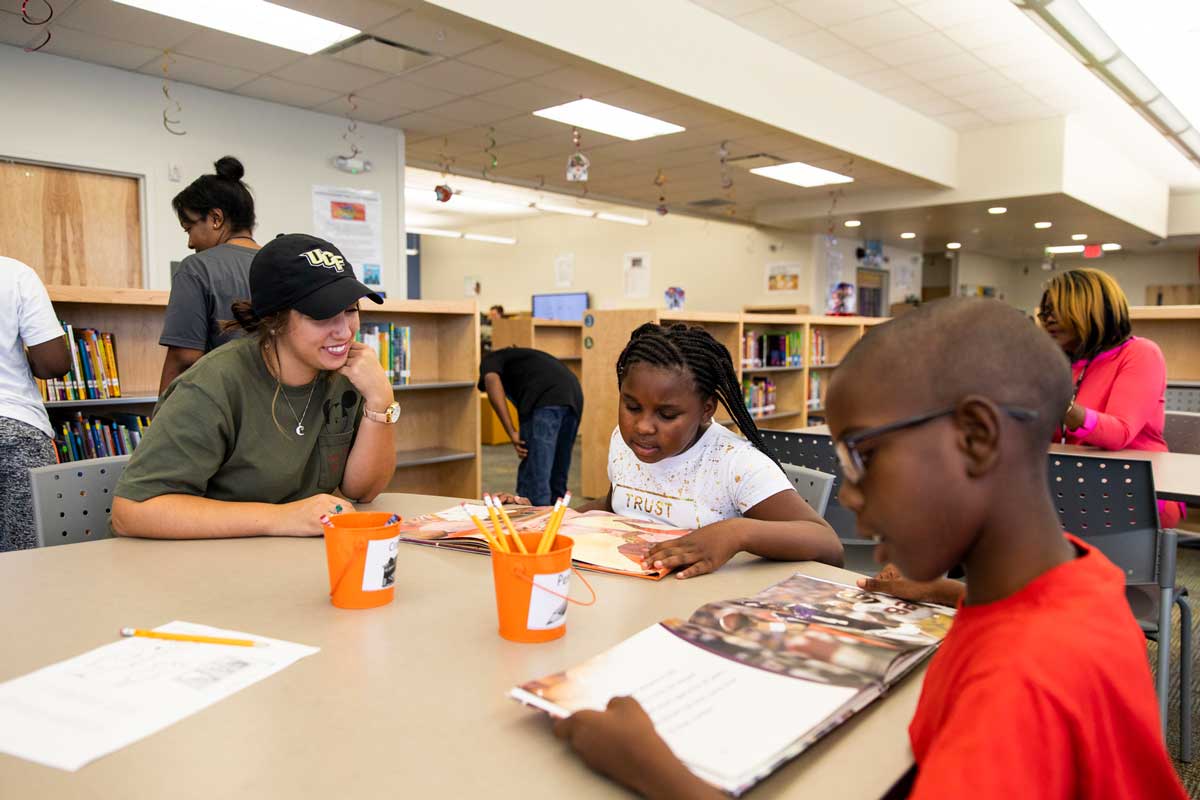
[1159,587,1173,739]
[1176,593,1193,763]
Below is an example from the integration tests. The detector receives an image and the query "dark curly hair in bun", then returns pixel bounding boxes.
[171,155,256,232]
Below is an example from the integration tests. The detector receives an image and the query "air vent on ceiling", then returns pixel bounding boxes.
[688,197,736,208]
[325,35,438,75]
[727,153,785,171]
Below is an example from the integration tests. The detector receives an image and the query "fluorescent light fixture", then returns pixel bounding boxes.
[596,212,650,226]
[113,0,358,54]
[900,232,916,239]
[1034,221,1053,229]
[532,99,685,141]
[987,206,1007,214]
[407,226,462,239]
[1046,245,1086,254]
[843,220,862,228]
[1102,242,1122,251]
[534,202,596,218]
[750,161,854,188]
[1072,233,1088,240]
[946,242,962,250]
[405,248,419,257]
[464,233,517,245]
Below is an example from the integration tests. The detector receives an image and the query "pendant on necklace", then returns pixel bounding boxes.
[296,424,305,437]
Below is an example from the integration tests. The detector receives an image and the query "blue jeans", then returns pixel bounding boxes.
[516,406,578,506]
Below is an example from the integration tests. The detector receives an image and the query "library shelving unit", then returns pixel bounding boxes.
[802,316,885,425]
[743,303,811,315]
[45,286,481,498]
[491,315,584,380]
[1130,305,1200,380]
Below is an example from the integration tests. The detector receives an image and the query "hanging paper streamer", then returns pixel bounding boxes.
[824,157,855,234]
[161,50,186,136]
[21,0,54,52]
[566,126,590,182]
[341,93,362,159]
[653,168,669,216]
[482,126,499,179]
[717,141,736,217]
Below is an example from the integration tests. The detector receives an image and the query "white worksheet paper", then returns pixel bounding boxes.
[0,621,319,771]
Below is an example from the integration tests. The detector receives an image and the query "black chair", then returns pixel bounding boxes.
[760,430,877,575]
[1047,453,1192,760]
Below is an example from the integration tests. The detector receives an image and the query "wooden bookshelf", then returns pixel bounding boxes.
[491,316,583,380]
[1130,305,1200,381]
[45,287,481,498]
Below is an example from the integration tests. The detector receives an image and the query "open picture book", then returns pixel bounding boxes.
[397,504,689,579]
[510,572,955,795]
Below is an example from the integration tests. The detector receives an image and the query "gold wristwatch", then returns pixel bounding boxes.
[364,401,401,424]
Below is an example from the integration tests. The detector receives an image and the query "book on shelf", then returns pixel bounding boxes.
[357,322,412,386]
[397,503,690,580]
[36,323,124,402]
[742,376,777,418]
[54,412,149,463]
[808,372,822,409]
[741,331,803,370]
[511,571,955,796]
[810,329,828,365]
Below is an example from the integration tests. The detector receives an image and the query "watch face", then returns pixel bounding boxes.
[386,402,401,423]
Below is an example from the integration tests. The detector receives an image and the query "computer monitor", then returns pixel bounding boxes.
[531,292,590,321]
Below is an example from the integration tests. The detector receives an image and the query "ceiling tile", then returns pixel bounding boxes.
[406,59,515,95]
[818,49,889,77]
[59,0,198,49]
[866,31,961,66]
[174,29,300,74]
[312,94,411,123]
[828,8,933,48]
[457,41,564,78]
[594,86,683,115]
[429,97,521,126]
[778,29,856,60]
[927,69,1013,98]
[784,0,900,27]
[236,76,340,108]
[942,12,1034,50]
[652,103,733,128]
[533,65,634,96]
[355,76,461,109]
[979,99,1058,124]
[688,0,776,18]
[485,113,568,140]
[954,85,1037,109]
[139,52,258,91]
[31,26,162,70]
[272,55,389,93]
[285,0,407,30]
[887,82,946,106]
[369,8,500,58]
[0,10,39,46]
[905,93,966,116]
[476,80,578,112]
[905,0,1008,28]
[381,109,472,137]
[853,68,919,93]
[733,7,816,42]
[899,51,989,83]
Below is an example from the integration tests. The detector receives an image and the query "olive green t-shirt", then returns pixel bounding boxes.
[115,336,365,504]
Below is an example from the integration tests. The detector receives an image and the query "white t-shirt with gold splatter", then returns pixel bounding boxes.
[607,423,793,529]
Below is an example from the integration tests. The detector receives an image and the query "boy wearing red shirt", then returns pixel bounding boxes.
[554,298,1185,800]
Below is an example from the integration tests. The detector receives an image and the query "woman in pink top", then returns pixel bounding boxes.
[1038,268,1183,527]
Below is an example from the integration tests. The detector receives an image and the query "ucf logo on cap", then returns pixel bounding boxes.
[299,248,346,273]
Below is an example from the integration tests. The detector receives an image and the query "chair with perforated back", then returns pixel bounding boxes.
[30,455,130,548]
[1166,384,1200,413]
[1046,452,1192,760]
[782,463,834,518]
[761,430,878,574]
[1164,411,1200,456]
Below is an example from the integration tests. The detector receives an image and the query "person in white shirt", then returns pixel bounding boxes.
[578,322,842,578]
[0,258,72,551]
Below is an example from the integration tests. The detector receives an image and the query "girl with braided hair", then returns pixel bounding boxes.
[577,322,841,578]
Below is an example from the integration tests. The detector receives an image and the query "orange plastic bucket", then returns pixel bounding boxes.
[324,512,401,609]
[491,532,596,643]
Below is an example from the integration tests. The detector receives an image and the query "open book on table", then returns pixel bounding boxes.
[397,504,689,580]
[510,572,955,795]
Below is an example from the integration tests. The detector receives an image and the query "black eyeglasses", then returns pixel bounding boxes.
[834,404,1040,485]
[1036,307,1056,324]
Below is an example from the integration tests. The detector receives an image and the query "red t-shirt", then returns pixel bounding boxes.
[907,535,1185,800]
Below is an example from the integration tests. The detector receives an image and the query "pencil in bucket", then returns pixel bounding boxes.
[323,512,402,609]
[486,494,595,643]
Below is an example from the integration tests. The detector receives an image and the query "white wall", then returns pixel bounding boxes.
[1006,249,1200,311]
[956,251,1021,305]
[0,45,406,294]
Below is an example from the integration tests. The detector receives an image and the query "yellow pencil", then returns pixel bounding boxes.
[539,491,572,554]
[463,503,506,552]
[483,494,506,549]
[536,498,563,555]
[495,499,528,554]
[120,628,257,647]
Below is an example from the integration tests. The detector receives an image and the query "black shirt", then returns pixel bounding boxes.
[478,347,583,422]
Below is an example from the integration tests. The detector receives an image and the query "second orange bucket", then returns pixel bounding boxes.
[490,532,596,643]
[324,512,401,609]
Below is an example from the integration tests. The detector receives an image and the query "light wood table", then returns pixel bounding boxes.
[0,493,922,799]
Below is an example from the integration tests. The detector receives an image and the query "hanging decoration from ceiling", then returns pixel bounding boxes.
[482,127,499,179]
[434,184,453,203]
[21,0,53,51]
[653,168,669,216]
[161,50,186,136]
[823,157,855,234]
[566,126,590,182]
[717,140,736,217]
[341,93,362,159]
[434,138,455,202]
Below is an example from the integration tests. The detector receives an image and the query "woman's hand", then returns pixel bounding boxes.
[338,341,393,409]
[273,494,355,537]
[1062,400,1087,431]
[644,522,742,579]
[857,564,965,607]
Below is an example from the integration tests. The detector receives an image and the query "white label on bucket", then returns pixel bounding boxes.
[527,569,570,630]
[362,535,400,591]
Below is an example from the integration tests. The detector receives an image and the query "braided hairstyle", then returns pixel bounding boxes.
[615,323,781,469]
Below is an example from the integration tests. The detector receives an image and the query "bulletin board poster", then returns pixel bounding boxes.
[312,185,386,295]
[765,262,803,292]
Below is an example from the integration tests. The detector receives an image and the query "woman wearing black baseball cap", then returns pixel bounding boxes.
[110,234,400,540]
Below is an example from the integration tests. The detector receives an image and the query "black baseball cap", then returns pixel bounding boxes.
[249,233,383,320]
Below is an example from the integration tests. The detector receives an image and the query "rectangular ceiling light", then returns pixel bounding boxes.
[408,226,462,239]
[464,234,518,245]
[112,0,359,54]
[749,161,854,188]
[532,99,685,141]
[534,202,596,218]
[1046,245,1086,254]
[596,212,650,226]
